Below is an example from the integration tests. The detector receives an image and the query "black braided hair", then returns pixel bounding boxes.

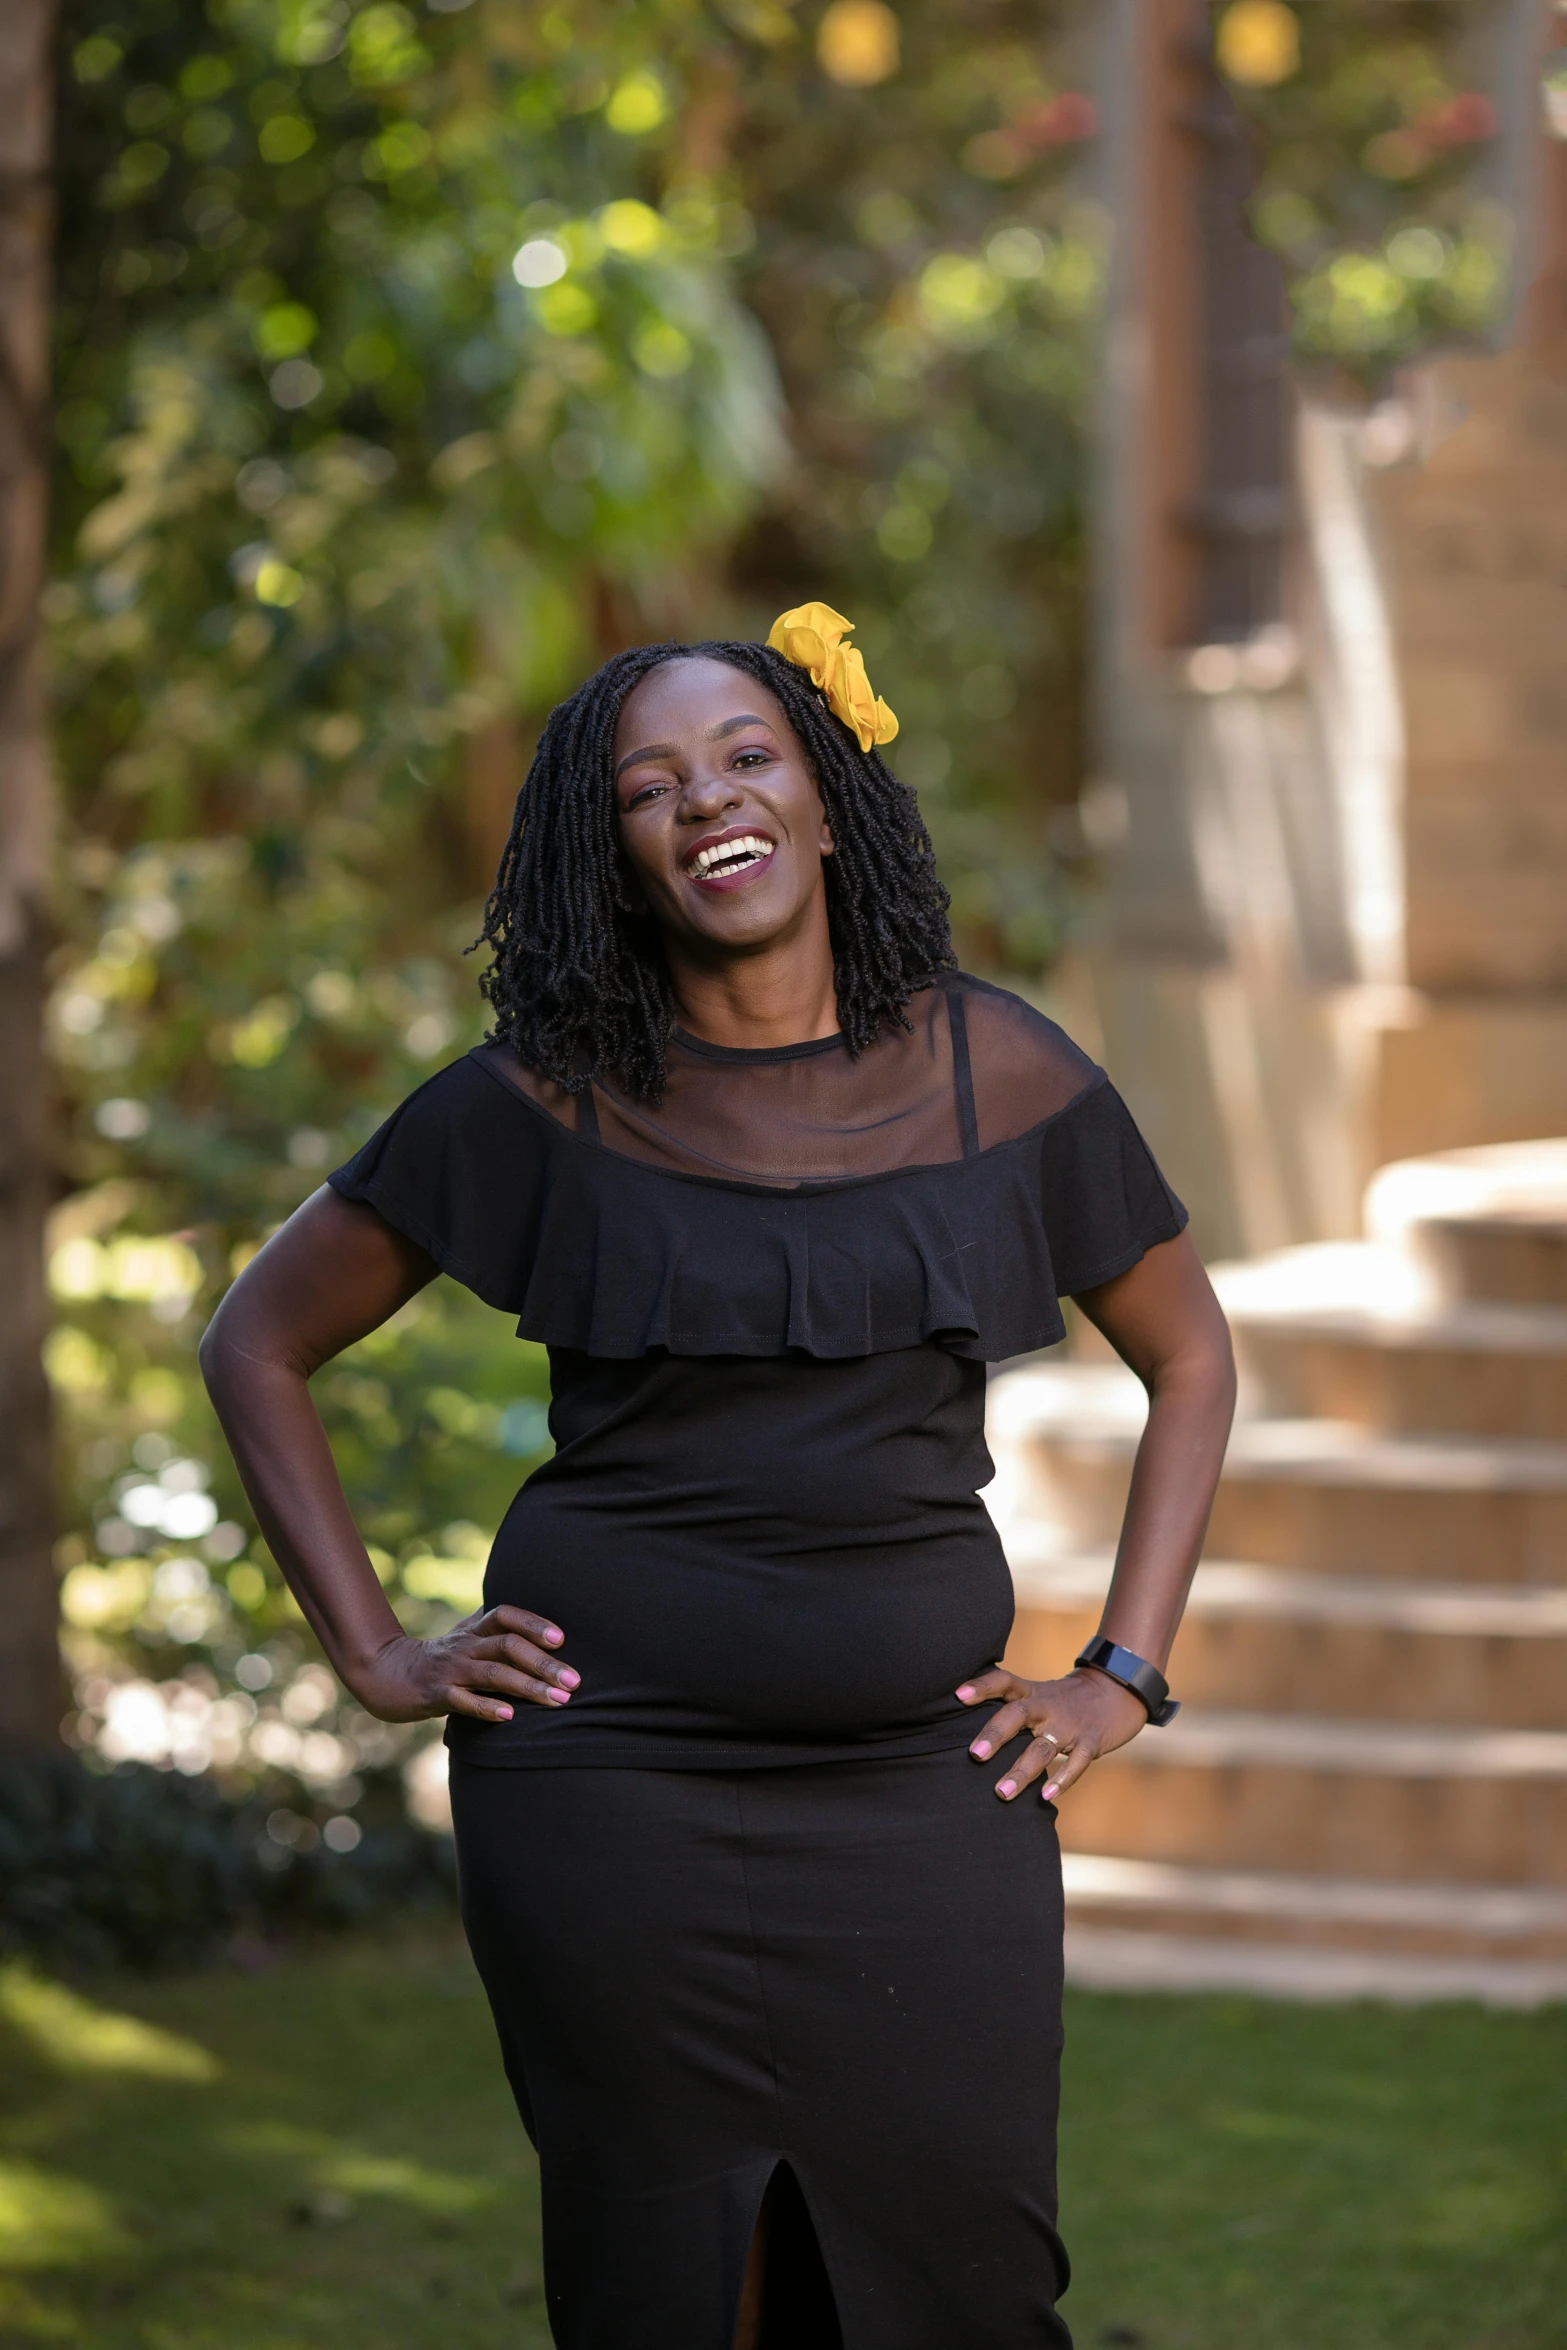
[477,639,955,1099]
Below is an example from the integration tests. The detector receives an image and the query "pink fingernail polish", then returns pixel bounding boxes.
[955,1685,975,1702]
[496,1706,513,1721]
[1042,1783,1060,1802]
[544,1627,563,1644]
[548,1688,571,1704]
[998,1779,1016,1798]
[559,1669,580,1688]
[971,1742,990,1759]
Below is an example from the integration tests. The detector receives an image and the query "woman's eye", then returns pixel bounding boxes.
[732,748,771,769]
[625,781,667,810]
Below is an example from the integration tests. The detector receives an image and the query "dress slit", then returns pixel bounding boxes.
[744,2161,843,2350]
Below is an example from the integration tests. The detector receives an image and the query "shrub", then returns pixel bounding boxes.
[0,1752,455,1972]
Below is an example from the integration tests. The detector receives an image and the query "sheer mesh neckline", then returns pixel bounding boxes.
[477,975,1099,1191]
[672,1026,845,1065]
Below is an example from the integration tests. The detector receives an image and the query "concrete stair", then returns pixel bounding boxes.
[989,1138,1567,2005]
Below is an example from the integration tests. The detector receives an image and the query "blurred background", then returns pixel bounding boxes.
[3,2,1567,2345]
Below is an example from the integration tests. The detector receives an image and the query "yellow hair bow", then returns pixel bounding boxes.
[766,602,899,756]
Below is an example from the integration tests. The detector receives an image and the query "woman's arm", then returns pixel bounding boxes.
[957,1228,1236,1800]
[199,1188,579,1724]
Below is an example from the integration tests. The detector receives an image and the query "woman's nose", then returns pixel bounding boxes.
[680,767,742,814]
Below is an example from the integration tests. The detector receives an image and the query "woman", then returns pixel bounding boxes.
[201,605,1235,2350]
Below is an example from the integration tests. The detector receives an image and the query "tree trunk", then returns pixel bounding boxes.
[0,0,61,1755]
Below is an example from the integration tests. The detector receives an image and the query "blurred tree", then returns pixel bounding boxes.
[1214,0,1508,380]
[725,0,1099,968]
[42,0,787,1786]
[0,0,64,1754]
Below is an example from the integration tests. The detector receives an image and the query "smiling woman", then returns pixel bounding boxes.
[199,617,1236,2349]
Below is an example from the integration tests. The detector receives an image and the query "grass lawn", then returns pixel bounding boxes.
[0,1928,1562,2349]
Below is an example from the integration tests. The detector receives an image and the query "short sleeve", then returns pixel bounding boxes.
[1036,1076,1188,1298]
[327,1056,547,1314]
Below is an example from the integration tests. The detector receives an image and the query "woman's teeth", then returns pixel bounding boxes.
[691,834,773,877]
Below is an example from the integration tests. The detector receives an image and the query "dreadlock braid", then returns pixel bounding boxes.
[478,640,955,1099]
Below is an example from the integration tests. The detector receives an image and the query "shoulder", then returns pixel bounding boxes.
[944,974,1103,1144]
[330,1046,568,1185]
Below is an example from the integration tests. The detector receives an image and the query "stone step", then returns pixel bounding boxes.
[1060,1852,1567,1962]
[1002,1547,1567,1729]
[987,1364,1567,1582]
[1054,1707,1567,1884]
[1214,1245,1567,1439]
[1062,1926,1567,2008]
[1365,1136,1567,1306]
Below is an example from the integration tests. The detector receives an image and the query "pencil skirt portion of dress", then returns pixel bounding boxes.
[450,1746,1073,2350]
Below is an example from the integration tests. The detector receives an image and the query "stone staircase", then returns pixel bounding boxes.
[987,1139,1567,2005]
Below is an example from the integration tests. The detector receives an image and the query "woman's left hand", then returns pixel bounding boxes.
[955,1666,1150,1803]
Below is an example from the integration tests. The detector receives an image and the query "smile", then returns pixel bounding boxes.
[686,832,776,885]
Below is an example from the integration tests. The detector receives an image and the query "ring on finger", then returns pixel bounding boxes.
[1036,1730,1060,1752]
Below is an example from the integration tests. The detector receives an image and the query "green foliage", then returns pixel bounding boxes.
[1216,0,1509,378]
[0,1755,454,1973]
[47,0,785,1774]
[722,1,1100,966]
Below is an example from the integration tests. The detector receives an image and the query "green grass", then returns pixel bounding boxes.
[0,1931,1561,2348]
[1059,1992,1567,2350]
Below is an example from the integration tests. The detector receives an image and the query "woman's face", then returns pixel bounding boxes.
[612,657,833,959]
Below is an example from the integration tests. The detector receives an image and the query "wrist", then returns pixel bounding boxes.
[1073,1636,1181,1726]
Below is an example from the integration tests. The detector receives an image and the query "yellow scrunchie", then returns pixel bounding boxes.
[766,602,899,755]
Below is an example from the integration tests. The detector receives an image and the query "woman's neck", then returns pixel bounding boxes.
[664,912,839,1051]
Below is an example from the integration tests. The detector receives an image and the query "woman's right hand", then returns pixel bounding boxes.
[347,1606,579,1724]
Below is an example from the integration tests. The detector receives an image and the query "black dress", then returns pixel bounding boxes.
[328,974,1185,2350]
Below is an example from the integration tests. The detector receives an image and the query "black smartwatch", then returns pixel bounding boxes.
[1074,1637,1180,1726]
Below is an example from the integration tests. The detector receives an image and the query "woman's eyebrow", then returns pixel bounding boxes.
[614,740,676,781]
[708,714,773,741]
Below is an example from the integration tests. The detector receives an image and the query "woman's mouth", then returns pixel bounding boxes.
[685,832,777,889]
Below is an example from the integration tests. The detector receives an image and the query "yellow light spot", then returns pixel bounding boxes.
[59,1561,151,1633]
[0,1967,221,2082]
[49,1238,106,1301]
[1216,2,1300,89]
[253,300,316,360]
[213,996,299,1068]
[257,114,315,164]
[598,199,663,257]
[536,281,598,337]
[632,320,692,377]
[254,558,304,608]
[43,1326,112,1395]
[605,71,667,135]
[918,252,1007,337]
[817,0,899,86]
[227,1560,268,1610]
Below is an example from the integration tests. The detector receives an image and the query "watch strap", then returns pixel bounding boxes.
[1074,1636,1180,1726]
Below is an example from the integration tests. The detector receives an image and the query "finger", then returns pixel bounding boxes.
[967,1700,1032,1761]
[464,1633,579,1691]
[449,1658,574,1710]
[1040,1740,1097,1804]
[956,1668,1023,1706]
[994,1730,1067,1801]
[481,1605,567,1648]
[444,1686,516,1723]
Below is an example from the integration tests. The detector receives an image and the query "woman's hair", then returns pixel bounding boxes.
[477,639,954,1098]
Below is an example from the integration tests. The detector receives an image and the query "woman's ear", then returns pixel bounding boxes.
[815,780,835,858]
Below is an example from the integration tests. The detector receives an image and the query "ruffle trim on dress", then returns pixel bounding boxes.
[327,1054,1186,1364]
